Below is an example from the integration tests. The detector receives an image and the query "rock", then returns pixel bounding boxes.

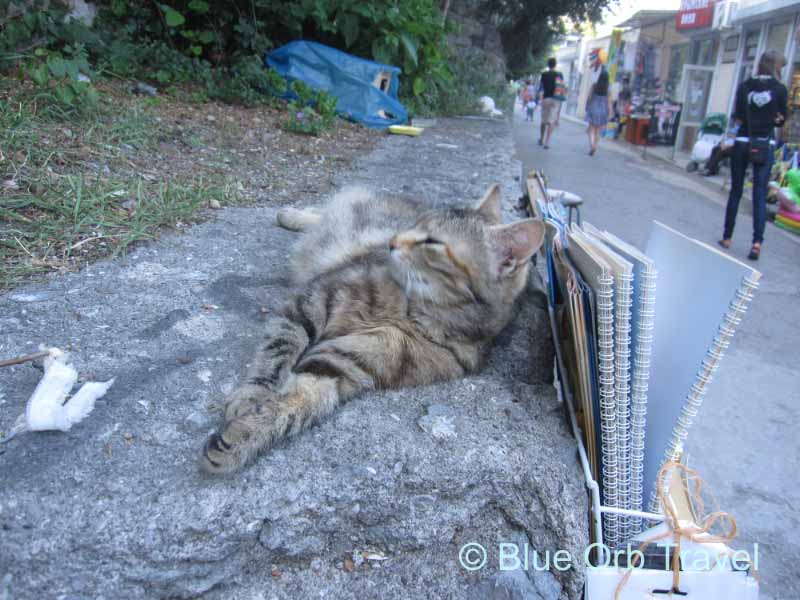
[417,404,458,439]
[0,118,586,599]
[208,199,222,209]
[8,292,50,303]
[133,82,158,97]
[446,1,507,84]
[65,0,96,26]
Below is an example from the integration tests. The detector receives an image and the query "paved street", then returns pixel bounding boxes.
[512,105,800,599]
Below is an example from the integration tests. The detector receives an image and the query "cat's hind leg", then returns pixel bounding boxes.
[201,333,380,474]
[202,373,341,473]
[276,207,321,232]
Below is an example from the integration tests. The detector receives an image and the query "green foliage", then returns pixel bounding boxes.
[407,48,514,117]
[486,0,611,75]
[1,2,102,115]
[283,80,338,136]
[0,91,236,289]
[1,0,505,117]
[24,45,101,114]
[204,58,287,107]
[89,0,452,103]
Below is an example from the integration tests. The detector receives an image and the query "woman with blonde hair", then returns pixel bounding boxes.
[719,49,788,260]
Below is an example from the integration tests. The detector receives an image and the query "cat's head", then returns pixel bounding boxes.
[388,184,545,308]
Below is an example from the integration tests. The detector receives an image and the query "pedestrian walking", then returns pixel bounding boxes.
[520,79,534,117]
[585,70,613,156]
[719,49,788,261]
[538,58,563,149]
[525,98,536,121]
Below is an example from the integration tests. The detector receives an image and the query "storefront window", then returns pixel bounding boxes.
[765,21,791,56]
[721,34,739,64]
[690,38,719,66]
[668,43,690,100]
[744,29,759,62]
[737,29,760,88]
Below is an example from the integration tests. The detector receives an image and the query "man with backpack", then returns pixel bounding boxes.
[538,58,566,149]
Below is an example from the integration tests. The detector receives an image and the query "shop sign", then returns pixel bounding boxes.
[676,0,715,30]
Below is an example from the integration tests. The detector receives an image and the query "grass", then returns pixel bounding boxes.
[0,84,236,290]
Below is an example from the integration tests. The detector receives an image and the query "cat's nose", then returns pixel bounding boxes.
[389,235,407,252]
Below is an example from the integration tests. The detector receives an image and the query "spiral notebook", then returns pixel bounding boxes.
[580,223,635,540]
[533,173,759,546]
[591,229,656,536]
[642,221,761,512]
[566,228,621,547]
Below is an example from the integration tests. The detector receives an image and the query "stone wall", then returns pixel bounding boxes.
[447,0,507,82]
[0,118,586,599]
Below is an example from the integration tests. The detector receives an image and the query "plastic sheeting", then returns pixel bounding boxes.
[266,40,408,129]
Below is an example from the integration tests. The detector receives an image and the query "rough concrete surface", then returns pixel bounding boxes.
[0,118,588,599]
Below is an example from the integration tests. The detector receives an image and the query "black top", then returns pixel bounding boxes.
[540,70,562,99]
[733,75,788,138]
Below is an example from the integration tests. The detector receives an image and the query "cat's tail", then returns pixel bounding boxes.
[200,374,339,474]
[276,207,321,232]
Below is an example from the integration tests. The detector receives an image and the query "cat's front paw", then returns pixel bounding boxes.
[223,384,274,420]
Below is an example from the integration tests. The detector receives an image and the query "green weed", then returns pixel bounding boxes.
[0,91,236,290]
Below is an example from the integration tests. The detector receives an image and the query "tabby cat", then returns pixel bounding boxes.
[201,185,545,473]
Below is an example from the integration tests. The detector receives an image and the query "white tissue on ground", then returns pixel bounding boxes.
[479,96,503,117]
[11,348,114,436]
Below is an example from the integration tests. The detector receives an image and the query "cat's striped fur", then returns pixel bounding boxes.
[201,185,545,473]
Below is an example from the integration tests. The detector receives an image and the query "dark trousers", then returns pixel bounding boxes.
[723,141,773,245]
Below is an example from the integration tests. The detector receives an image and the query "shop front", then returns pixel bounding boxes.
[730,0,800,142]
[670,0,732,155]
[608,11,690,147]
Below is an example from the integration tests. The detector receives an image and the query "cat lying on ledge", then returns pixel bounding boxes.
[201,184,545,473]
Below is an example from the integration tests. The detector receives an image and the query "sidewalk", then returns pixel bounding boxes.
[561,112,732,191]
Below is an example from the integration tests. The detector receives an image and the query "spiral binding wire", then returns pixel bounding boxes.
[613,269,634,542]
[628,266,656,535]
[648,273,759,513]
[595,270,620,548]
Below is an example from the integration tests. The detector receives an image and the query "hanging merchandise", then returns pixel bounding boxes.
[608,29,623,82]
[589,48,604,73]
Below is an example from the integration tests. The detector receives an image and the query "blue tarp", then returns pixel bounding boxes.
[266,40,408,129]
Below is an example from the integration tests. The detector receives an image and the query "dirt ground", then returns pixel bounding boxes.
[0,81,380,289]
[140,92,381,203]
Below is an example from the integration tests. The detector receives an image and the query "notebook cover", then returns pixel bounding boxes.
[567,230,620,547]
[643,221,761,510]
[596,229,657,535]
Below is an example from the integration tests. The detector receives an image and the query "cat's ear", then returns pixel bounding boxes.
[490,219,545,277]
[475,184,502,224]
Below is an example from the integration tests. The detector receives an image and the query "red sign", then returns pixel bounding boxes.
[676,0,715,30]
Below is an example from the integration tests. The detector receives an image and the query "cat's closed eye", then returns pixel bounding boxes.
[422,236,444,246]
